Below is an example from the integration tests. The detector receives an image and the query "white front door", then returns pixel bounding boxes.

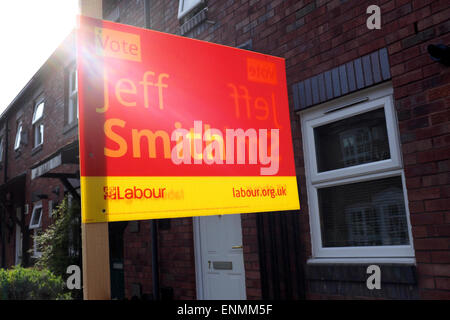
[194,214,246,300]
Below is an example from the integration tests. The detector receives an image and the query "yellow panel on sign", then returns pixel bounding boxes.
[81,176,300,223]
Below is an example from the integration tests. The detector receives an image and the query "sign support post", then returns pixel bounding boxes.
[78,0,111,300]
[142,1,161,301]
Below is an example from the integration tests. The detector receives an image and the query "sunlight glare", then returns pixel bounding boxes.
[0,0,79,114]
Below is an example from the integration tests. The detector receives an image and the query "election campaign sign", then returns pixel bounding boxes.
[76,16,300,223]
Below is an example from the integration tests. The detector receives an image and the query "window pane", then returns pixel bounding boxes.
[314,108,390,172]
[179,0,202,17]
[318,176,409,247]
[34,124,44,146]
[72,95,78,119]
[31,208,42,227]
[71,69,77,92]
[32,102,44,124]
[181,0,201,11]
[14,124,22,150]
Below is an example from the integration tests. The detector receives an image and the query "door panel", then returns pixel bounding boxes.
[197,214,246,300]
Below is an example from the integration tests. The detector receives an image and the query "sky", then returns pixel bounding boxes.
[0,1,79,115]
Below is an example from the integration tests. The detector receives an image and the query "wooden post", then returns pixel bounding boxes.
[78,0,111,300]
[81,223,110,299]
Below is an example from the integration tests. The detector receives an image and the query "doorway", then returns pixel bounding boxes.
[109,221,127,300]
[194,214,246,300]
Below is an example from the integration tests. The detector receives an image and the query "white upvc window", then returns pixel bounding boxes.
[68,66,78,124]
[14,121,23,150]
[29,202,43,230]
[301,84,414,262]
[178,0,203,19]
[30,202,43,258]
[32,101,44,147]
[32,229,43,258]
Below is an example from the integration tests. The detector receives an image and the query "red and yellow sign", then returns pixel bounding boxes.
[77,16,300,223]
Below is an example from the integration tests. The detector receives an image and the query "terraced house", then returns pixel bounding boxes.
[0,0,449,300]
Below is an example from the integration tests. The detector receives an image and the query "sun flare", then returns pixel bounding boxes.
[0,0,79,113]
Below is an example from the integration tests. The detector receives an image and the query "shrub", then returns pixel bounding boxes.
[33,196,82,299]
[34,197,81,278]
[0,266,71,300]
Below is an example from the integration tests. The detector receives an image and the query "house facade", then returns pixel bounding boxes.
[0,0,449,300]
[0,33,80,270]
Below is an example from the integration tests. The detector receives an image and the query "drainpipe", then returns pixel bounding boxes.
[144,0,160,301]
[3,118,7,182]
[0,117,8,267]
[151,220,160,300]
[144,0,151,30]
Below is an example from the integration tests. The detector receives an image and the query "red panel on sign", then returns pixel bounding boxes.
[77,16,295,178]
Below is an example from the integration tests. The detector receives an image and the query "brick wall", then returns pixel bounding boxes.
[382,1,450,299]
[241,213,263,299]
[123,218,197,300]
[103,0,145,28]
[123,221,153,298]
[104,0,450,299]
[158,218,197,299]
[285,0,450,299]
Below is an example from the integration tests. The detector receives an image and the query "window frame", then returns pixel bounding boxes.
[30,202,43,258]
[14,120,23,151]
[178,0,203,19]
[32,101,44,124]
[32,100,45,148]
[29,202,43,230]
[32,229,43,258]
[68,65,78,125]
[305,95,402,184]
[300,84,415,261]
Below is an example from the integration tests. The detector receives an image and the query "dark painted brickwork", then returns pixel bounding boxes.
[292,48,391,110]
[306,264,419,299]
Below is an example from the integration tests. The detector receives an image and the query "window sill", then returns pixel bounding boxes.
[307,257,416,265]
[306,260,417,284]
[63,121,78,135]
[178,0,206,21]
[31,144,43,156]
[179,6,208,35]
[305,260,419,298]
